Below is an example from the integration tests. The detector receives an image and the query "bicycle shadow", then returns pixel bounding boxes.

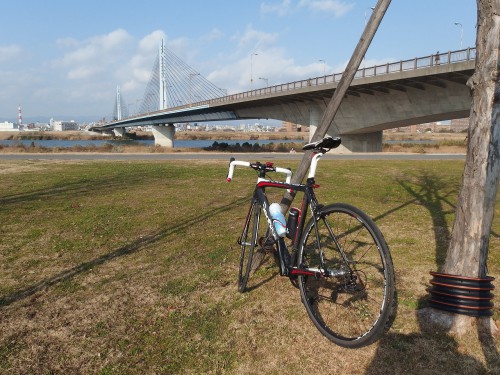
[245,251,280,292]
[0,195,249,308]
[365,171,499,374]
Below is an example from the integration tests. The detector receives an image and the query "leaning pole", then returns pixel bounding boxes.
[280,0,392,209]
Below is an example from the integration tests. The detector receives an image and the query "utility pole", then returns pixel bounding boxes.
[281,0,392,209]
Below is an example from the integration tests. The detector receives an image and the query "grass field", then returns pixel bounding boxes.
[0,158,498,374]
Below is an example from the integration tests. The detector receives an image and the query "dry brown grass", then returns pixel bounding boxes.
[0,159,497,374]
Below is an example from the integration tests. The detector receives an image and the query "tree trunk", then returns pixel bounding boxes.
[444,0,500,279]
[421,0,500,336]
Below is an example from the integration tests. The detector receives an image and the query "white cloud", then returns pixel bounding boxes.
[56,37,80,48]
[200,28,224,42]
[67,66,103,80]
[0,45,22,62]
[54,29,134,80]
[261,0,354,17]
[300,0,354,17]
[233,25,279,50]
[138,30,166,53]
[260,0,292,16]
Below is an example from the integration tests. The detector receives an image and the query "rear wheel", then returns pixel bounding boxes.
[298,203,395,348]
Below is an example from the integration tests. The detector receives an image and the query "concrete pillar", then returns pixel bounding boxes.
[334,131,383,153]
[113,127,125,137]
[152,124,175,148]
[308,106,382,152]
[309,106,322,142]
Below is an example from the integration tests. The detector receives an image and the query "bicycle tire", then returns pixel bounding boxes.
[298,203,396,348]
[238,200,258,292]
[238,201,273,292]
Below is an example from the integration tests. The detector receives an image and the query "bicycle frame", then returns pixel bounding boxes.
[234,153,337,279]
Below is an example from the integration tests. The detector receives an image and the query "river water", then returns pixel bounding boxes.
[0,138,437,149]
[0,139,304,149]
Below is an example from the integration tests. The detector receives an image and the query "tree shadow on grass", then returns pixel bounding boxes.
[365,297,499,374]
[364,315,496,375]
[365,171,499,374]
[0,195,249,308]
[0,170,149,209]
[396,172,458,269]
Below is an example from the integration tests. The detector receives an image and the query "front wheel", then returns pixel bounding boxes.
[238,201,274,292]
[298,203,396,348]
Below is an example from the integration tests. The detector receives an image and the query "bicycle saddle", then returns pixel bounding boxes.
[303,136,341,151]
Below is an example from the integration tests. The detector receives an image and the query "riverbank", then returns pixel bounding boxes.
[0,130,308,141]
[0,130,467,153]
[383,131,467,153]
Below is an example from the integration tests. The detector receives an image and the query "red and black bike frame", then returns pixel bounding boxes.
[250,176,324,278]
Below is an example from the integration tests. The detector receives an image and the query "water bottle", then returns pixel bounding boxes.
[269,203,287,237]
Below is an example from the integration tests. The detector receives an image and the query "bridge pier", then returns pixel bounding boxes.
[310,125,383,153]
[113,127,125,137]
[311,131,383,153]
[309,106,383,152]
[337,132,383,152]
[152,124,175,148]
[308,107,322,143]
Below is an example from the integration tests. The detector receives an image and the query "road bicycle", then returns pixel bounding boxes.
[226,136,396,348]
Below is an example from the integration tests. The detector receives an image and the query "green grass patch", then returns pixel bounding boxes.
[0,158,498,374]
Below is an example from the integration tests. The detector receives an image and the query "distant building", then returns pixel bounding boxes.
[0,121,19,131]
[384,117,471,134]
[282,121,308,132]
[52,120,79,131]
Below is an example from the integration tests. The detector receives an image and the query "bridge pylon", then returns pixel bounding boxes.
[139,39,226,114]
[159,40,168,111]
[137,39,226,147]
[113,86,128,121]
[152,41,174,147]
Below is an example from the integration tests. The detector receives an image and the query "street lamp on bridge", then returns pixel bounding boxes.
[259,77,268,87]
[454,22,464,49]
[250,53,258,86]
[319,59,326,75]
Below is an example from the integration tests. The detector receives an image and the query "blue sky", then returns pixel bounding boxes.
[0,0,476,122]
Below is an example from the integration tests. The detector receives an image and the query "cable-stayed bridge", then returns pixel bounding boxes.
[139,40,226,113]
[94,46,475,152]
[111,40,226,121]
